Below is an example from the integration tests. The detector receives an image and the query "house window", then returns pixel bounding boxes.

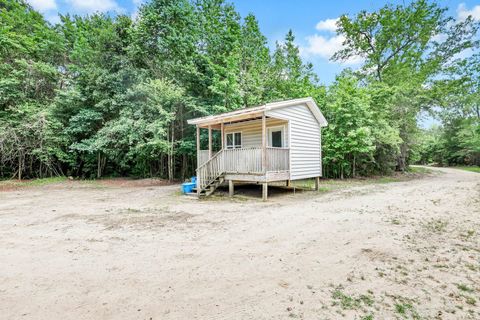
[226,132,242,149]
[268,126,284,148]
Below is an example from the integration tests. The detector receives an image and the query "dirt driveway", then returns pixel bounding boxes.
[1,167,479,319]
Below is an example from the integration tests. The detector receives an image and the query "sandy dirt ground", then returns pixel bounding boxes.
[0,167,479,319]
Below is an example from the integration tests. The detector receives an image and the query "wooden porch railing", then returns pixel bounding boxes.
[196,150,225,192]
[224,148,263,173]
[198,150,210,167]
[196,147,290,193]
[266,147,289,171]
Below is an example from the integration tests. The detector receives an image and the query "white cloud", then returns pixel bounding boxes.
[44,13,61,24]
[315,18,339,32]
[65,0,124,14]
[131,0,147,20]
[457,3,480,21]
[301,34,363,65]
[28,0,57,12]
[431,32,447,43]
[301,17,363,65]
[27,0,59,23]
[302,34,344,59]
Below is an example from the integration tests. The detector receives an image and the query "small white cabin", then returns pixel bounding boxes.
[187,97,328,200]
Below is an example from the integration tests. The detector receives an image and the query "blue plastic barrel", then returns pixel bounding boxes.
[191,176,197,184]
[181,182,196,194]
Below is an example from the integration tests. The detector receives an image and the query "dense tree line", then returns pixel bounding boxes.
[0,0,478,180]
[414,53,480,166]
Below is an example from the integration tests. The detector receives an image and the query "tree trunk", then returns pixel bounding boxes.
[376,64,382,82]
[18,152,22,180]
[397,143,408,172]
[352,154,356,178]
[181,154,186,181]
[168,122,174,182]
[97,152,103,178]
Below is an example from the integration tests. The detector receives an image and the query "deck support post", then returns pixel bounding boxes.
[229,180,234,197]
[314,176,320,191]
[262,182,268,201]
[208,125,212,159]
[286,180,291,187]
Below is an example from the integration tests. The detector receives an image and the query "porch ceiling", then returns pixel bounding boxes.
[188,109,265,129]
[198,116,274,129]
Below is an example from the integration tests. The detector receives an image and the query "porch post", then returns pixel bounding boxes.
[196,125,200,167]
[221,122,224,150]
[262,113,266,173]
[208,125,212,159]
[315,177,320,191]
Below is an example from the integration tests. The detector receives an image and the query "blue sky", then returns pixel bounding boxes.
[28,0,480,85]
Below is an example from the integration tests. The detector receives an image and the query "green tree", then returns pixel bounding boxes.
[238,14,271,107]
[333,0,479,171]
[322,75,376,178]
[0,0,65,179]
[269,30,319,100]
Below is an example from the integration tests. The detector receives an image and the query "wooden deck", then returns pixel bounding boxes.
[196,147,290,195]
[224,171,290,182]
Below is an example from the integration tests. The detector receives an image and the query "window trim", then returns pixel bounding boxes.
[225,131,242,149]
[268,125,286,148]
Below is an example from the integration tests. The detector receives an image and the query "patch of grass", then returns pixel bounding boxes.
[391,218,401,225]
[317,186,330,192]
[294,168,432,194]
[453,166,480,173]
[390,296,421,319]
[461,229,476,240]
[424,218,448,233]
[465,263,478,271]
[464,295,476,305]
[394,302,420,319]
[331,288,374,310]
[457,283,474,293]
[0,176,67,188]
[332,289,357,309]
[408,166,433,174]
[359,295,374,306]
[24,176,67,186]
[395,303,410,314]
[291,179,314,189]
[290,179,331,192]
[376,176,401,183]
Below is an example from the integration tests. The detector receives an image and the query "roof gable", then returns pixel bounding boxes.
[187,97,328,127]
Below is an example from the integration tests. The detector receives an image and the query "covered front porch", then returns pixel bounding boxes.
[190,109,291,200]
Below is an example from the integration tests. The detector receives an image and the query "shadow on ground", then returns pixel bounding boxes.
[213,182,314,200]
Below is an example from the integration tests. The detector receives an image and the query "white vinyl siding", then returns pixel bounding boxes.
[266,104,322,180]
[224,118,288,148]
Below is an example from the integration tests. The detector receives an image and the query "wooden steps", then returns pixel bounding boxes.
[196,150,225,198]
[197,175,224,198]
